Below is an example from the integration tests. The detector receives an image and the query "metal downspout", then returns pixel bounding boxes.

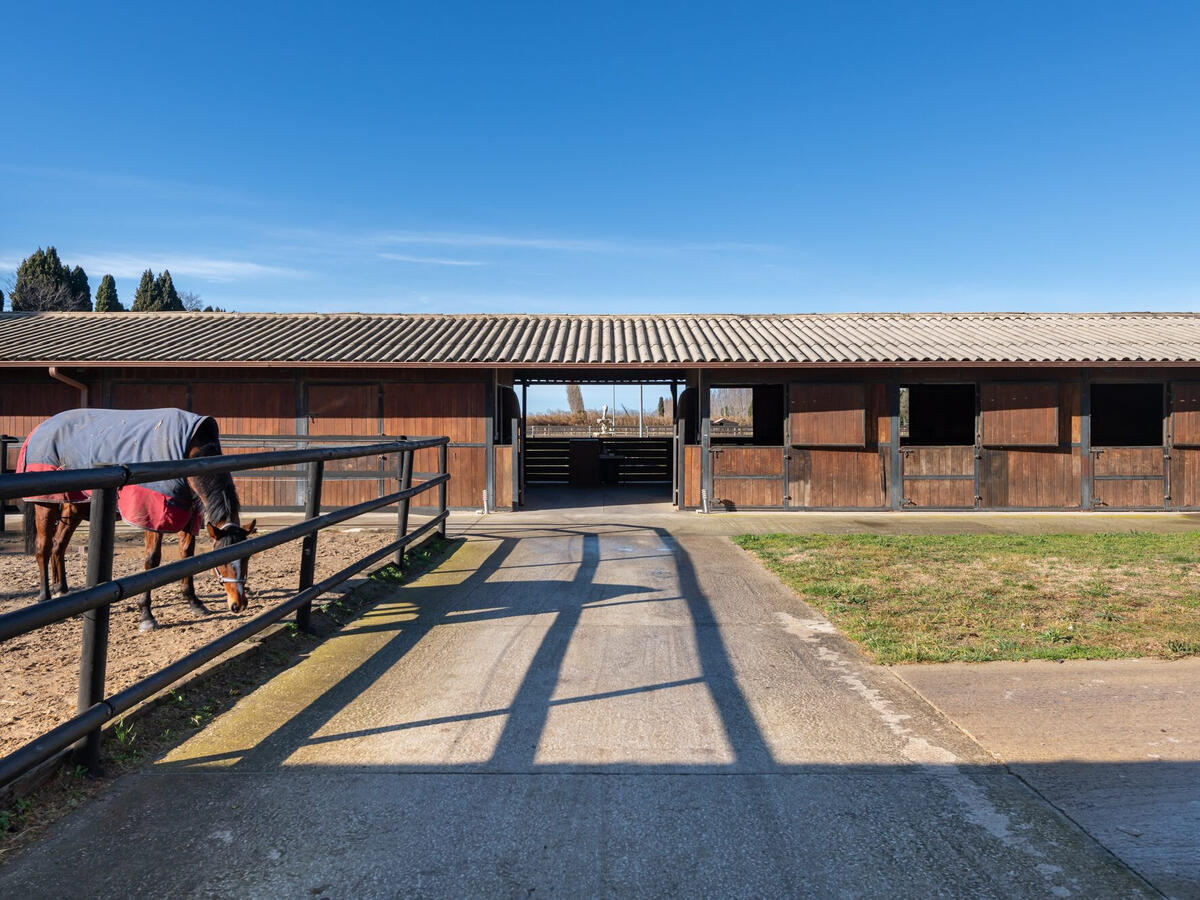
[49,367,89,407]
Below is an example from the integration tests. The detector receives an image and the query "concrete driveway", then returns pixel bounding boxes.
[0,521,1156,897]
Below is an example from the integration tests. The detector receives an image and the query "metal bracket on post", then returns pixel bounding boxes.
[76,483,117,773]
[437,443,448,537]
[395,442,414,570]
[296,459,324,632]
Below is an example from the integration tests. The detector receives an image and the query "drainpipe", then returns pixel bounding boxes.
[49,367,89,408]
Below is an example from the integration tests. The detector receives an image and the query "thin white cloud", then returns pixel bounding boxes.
[371,231,623,252]
[378,252,486,267]
[0,164,255,206]
[71,253,306,282]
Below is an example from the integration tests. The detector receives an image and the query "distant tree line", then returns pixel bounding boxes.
[2,247,227,313]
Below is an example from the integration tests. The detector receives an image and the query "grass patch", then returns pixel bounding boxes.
[733,532,1200,665]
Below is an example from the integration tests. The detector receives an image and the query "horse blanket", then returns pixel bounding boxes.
[19,408,211,534]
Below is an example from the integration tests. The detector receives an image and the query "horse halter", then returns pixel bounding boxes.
[210,522,250,589]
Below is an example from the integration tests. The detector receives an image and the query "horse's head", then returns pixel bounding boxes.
[205,520,257,613]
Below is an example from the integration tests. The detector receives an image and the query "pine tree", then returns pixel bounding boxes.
[0,288,5,312]
[158,269,184,311]
[656,397,665,417]
[94,274,124,312]
[132,269,158,310]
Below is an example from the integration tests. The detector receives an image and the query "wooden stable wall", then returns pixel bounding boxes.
[0,368,488,510]
[9,365,1200,513]
[675,368,1200,511]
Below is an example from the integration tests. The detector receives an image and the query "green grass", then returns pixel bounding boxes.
[733,532,1200,665]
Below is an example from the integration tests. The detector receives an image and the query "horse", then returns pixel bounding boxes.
[19,408,257,632]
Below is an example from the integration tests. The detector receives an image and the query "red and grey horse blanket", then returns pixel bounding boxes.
[19,408,212,534]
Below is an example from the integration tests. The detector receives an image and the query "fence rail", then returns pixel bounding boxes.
[0,436,450,790]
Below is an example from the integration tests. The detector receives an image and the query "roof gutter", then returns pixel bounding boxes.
[49,366,88,407]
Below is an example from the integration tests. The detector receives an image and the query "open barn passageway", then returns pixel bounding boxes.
[0,518,1154,897]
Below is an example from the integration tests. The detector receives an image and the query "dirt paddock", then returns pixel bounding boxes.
[0,525,404,759]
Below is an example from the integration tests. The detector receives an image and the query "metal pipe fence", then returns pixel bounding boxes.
[0,436,450,790]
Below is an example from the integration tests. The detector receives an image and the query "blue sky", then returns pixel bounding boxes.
[3,1,1199,323]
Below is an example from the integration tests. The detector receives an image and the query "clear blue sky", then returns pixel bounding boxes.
[3,1,1199,320]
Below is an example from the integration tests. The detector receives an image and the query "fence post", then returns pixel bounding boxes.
[296,459,324,632]
[395,441,414,569]
[437,443,448,537]
[75,484,117,772]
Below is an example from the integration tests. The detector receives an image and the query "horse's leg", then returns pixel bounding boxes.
[49,504,84,597]
[138,531,163,632]
[178,530,208,616]
[34,504,59,603]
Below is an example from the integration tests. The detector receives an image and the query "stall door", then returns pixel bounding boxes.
[1169,382,1200,508]
[900,384,977,509]
[1089,383,1166,510]
[787,382,888,508]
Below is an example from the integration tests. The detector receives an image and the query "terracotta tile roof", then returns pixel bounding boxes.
[2,311,1199,366]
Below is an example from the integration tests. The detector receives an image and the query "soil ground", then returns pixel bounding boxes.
[0,526,403,758]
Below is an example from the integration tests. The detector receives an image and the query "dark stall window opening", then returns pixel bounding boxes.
[709,385,784,446]
[900,383,976,446]
[1091,383,1164,447]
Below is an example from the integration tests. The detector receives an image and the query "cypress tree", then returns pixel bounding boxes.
[158,269,184,311]
[11,246,77,310]
[68,265,91,310]
[132,269,158,310]
[94,274,124,312]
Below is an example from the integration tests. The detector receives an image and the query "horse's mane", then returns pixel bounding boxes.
[187,418,241,526]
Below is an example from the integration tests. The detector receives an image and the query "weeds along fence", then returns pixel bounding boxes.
[0,437,450,791]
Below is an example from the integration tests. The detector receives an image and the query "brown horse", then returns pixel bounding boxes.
[26,412,256,631]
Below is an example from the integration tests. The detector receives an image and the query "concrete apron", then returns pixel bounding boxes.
[0,524,1156,898]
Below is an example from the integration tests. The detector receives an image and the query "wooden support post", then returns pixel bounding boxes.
[0,435,8,533]
[889,380,902,510]
[699,369,711,510]
[1081,369,1092,509]
[395,443,414,568]
[296,459,324,631]
[511,418,519,510]
[75,484,117,772]
[437,443,448,537]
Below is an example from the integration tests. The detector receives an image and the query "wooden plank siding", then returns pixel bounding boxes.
[789,449,888,508]
[789,384,867,446]
[980,382,1059,446]
[979,449,1081,508]
[901,446,975,508]
[0,379,80,438]
[684,445,701,508]
[110,382,188,410]
[1171,382,1200,446]
[710,446,784,510]
[786,381,889,508]
[494,445,514,510]
[977,380,1082,509]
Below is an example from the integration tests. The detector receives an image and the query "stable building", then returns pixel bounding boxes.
[3,311,1200,512]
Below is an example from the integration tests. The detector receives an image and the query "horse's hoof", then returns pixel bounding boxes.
[52,589,68,599]
[188,602,210,617]
[138,619,159,633]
